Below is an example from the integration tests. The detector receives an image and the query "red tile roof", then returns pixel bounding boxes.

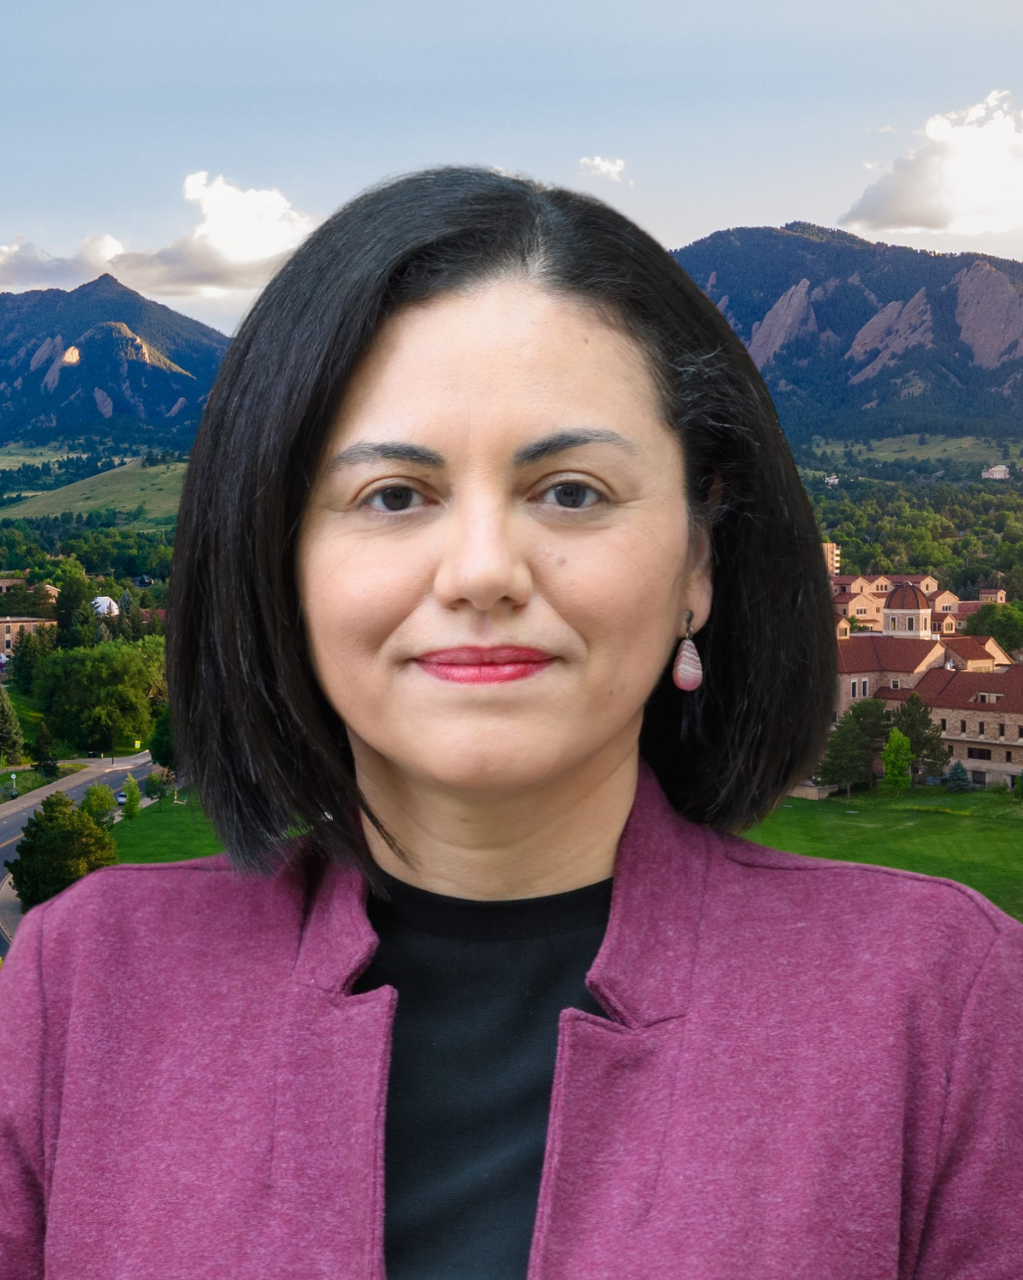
[836,635,945,674]
[942,635,1009,663]
[878,664,1023,714]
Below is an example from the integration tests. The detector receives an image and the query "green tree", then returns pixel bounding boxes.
[4,791,116,910]
[31,719,60,780]
[54,567,96,649]
[946,759,971,793]
[8,624,57,695]
[148,707,176,771]
[32,637,166,755]
[891,693,948,786]
[847,698,891,784]
[882,727,914,790]
[122,773,141,821]
[0,682,24,765]
[143,767,172,811]
[80,783,117,831]
[963,603,1023,656]
[817,713,872,798]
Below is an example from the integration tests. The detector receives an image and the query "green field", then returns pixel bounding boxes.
[0,444,77,468]
[113,793,224,864]
[812,434,1023,467]
[746,786,1023,923]
[108,781,1023,923]
[2,458,185,525]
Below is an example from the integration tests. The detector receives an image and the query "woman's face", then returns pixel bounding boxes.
[298,277,712,797]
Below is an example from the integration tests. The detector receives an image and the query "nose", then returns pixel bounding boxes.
[431,496,533,613]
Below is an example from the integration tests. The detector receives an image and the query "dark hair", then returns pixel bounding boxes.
[168,164,835,885]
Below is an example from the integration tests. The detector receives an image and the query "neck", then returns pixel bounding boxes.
[352,746,640,900]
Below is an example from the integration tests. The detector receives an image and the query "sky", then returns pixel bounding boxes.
[3,0,1023,335]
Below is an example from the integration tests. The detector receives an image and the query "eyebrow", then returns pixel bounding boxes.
[325,428,639,472]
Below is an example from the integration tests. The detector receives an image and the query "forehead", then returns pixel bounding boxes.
[329,278,667,446]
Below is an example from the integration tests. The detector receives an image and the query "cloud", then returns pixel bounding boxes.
[0,172,322,298]
[579,155,626,182]
[841,91,1023,236]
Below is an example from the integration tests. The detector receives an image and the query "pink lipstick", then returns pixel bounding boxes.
[414,646,555,684]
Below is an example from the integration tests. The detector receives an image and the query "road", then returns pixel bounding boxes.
[0,751,154,959]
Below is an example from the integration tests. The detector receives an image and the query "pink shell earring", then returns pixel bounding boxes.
[672,610,703,691]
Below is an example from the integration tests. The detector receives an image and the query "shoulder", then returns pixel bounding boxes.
[17,847,313,974]
[697,822,1023,981]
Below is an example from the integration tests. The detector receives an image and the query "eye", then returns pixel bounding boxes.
[361,485,426,513]
[537,481,605,510]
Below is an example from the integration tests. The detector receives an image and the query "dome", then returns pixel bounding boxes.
[885,582,928,611]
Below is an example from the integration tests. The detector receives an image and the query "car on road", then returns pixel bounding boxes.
[115,791,127,806]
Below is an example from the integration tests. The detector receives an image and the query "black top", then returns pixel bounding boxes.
[351,865,613,1280]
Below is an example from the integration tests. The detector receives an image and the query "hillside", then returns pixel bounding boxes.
[0,275,228,442]
[672,225,1023,444]
[3,458,185,523]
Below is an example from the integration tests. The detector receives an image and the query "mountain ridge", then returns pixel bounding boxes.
[672,224,1023,443]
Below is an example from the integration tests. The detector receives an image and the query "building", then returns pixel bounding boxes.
[0,616,57,659]
[876,665,1023,789]
[980,464,1010,480]
[835,635,947,720]
[822,543,841,575]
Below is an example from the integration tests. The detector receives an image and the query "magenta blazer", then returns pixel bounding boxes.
[1,762,1021,1278]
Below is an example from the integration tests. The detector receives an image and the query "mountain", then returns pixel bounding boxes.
[0,275,229,441]
[672,225,1023,444]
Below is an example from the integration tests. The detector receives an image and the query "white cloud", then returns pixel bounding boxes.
[841,90,1023,236]
[579,155,626,182]
[0,172,322,301]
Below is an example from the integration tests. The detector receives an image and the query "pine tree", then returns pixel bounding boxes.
[33,719,60,780]
[882,727,914,790]
[4,791,116,911]
[892,693,947,786]
[847,698,891,785]
[0,682,24,765]
[817,713,872,799]
[946,759,971,793]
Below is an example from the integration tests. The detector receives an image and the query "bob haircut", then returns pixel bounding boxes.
[168,164,836,885]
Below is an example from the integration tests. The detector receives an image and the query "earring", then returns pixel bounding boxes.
[672,610,703,691]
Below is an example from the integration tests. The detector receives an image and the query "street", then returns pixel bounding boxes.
[0,751,154,959]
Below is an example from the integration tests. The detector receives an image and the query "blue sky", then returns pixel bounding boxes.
[3,0,1022,333]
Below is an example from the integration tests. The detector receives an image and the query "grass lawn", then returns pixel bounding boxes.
[113,794,225,864]
[0,764,84,806]
[746,785,1023,923]
[6,686,77,756]
[3,458,185,526]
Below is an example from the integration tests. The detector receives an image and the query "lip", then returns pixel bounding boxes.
[414,646,556,685]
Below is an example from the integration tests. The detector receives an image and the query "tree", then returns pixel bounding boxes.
[143,767,172,811]
[32,719,60,780]
[946,759,971,793]
[817,713,872,798]
[122,773,141,821]
[80,783,117,831]
[54,568,96,649]
[891,693,948,785]
[0,682,24,765]
[847,698,891,784]
[32,637,166,755]
[4,791,116,910]
[148,707,176,771]
[964,602,1023,655]
[882,727,914,790]
[8,624,57,695]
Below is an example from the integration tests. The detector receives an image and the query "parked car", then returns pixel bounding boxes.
[115,791,127,806]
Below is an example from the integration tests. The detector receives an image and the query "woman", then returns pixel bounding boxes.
[1,166,1020,1279]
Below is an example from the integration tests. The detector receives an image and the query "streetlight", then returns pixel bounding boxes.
[10,771,16,800]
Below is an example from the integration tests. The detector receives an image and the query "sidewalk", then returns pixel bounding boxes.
[0,751,153,946]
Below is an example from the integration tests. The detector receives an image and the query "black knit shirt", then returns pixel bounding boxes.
[351,865,613,1279]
